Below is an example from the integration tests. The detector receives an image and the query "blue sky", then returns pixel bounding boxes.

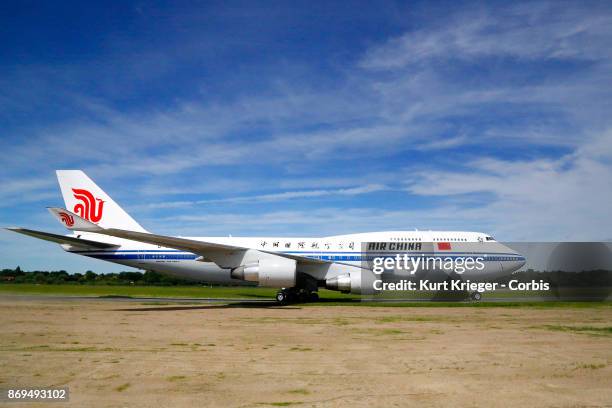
[1,0,612,272]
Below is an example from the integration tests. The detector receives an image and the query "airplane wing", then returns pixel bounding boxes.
[6,227,118,249]
[47,207,327,267]
[260,250,328,265]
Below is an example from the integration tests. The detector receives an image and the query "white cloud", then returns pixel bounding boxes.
[150,205,477,237]
[359,3,612,70]
[404,130,612,240]
[141,126,611,241]
[140,184,388,209]
[0,176,58,208]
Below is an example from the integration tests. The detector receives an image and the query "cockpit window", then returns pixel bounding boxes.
[485,236,495,241]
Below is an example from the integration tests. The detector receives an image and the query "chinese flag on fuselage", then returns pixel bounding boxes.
[437,242,451,250]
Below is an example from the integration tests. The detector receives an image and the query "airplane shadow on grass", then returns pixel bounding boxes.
[111,297,362,312]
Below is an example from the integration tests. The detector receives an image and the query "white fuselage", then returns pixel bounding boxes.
[64,230,526,284]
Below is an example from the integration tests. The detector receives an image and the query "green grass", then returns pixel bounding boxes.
[166,375,187,382]
[287,389,310,395]
[542,325,612,336]
[0,283,279,298]
[114,383,130,392]
[575,363,606,369]
[0,284,610,308]
[376,315,441,322]
[12,345,118,352]
[0,283,358,300]
[308,301,612,308]
[380,328,403,335]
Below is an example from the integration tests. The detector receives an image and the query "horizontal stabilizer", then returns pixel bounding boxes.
[48,207,104,232]
[6,228,118,249]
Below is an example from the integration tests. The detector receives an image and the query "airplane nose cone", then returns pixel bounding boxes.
[501,243,526,273]
[505,255,526,275]
[512,250,527,272]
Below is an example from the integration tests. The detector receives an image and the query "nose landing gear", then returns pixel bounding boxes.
[470,292,482,301]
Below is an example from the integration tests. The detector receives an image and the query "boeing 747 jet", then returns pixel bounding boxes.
[8,171,526,302]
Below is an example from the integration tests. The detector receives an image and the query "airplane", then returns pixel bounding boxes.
[7,170,526,303]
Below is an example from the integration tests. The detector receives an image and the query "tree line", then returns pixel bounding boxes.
[0,266,191,286]
[1,266,609,287]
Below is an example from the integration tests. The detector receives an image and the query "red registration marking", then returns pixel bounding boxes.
[437,242,451,250]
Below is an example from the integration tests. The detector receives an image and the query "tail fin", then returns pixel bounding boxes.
[56,170,147,232]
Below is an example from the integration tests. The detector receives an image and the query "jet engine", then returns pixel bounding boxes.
[325,269,379,295]
[325,270,362,294]
[230,257,296,288]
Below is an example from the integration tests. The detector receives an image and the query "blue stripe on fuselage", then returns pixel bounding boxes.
[77,250,524,262]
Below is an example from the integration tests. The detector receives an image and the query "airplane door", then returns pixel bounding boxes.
[137,251,147,265]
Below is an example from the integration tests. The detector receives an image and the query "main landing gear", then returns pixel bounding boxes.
[275,288,320,304]
[470,292,482,301]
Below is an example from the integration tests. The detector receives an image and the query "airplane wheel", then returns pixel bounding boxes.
[276,291,288,304]
[309,292,320,302]
[297,291,309,303]
[471,292,482,301]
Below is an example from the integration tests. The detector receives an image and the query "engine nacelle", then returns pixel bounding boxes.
[231,257,296,288]
[325,271,362,294]
[325,269,379,295]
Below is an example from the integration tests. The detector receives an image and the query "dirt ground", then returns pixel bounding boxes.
[0,298,611,407]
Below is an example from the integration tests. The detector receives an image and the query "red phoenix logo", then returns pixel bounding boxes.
[58,212,75,227]
[72,188,105,223]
